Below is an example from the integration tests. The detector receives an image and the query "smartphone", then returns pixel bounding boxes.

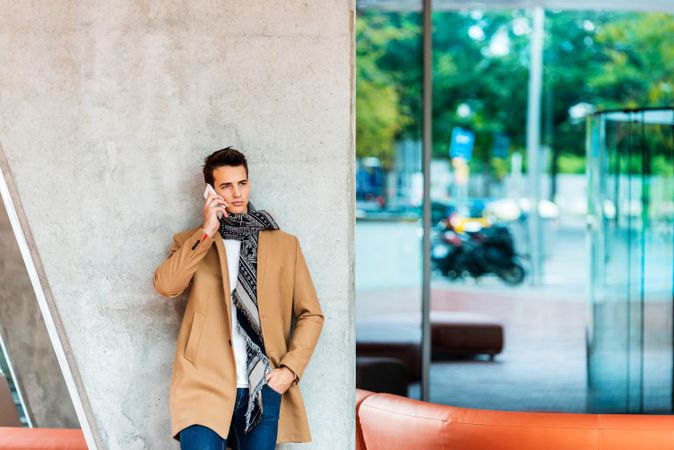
[203,184,224,219]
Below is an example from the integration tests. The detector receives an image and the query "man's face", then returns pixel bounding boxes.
[211,165,250,214]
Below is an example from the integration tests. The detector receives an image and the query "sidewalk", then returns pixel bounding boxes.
[357,281,589,412]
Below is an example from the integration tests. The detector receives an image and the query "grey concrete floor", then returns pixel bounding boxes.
[357,223,673,413]
[358,284,589,412]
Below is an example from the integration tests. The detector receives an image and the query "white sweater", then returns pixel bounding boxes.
[222,239,249,388]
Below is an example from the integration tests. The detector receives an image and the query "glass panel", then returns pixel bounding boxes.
[357,2,674,415]
[587,108,674,413]
[642,111,674,412]
[429,8,556,411]
[545,10,674,414]
[355,0,424,399]
[0,337,28,426]
[0,180,81,428]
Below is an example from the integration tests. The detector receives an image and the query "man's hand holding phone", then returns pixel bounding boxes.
[202,184,228,238]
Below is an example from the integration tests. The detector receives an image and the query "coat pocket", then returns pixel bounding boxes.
[184,311,205,364]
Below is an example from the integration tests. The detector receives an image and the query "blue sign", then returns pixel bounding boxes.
[449,127,475,160]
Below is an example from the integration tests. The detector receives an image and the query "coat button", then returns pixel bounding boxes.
[228,339,232,346]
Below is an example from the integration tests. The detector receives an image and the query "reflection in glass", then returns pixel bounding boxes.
[587,108,674,413]
[355,2,424,399]
[356,1,674,415]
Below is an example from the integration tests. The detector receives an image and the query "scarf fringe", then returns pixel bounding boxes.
[236,320,273,433]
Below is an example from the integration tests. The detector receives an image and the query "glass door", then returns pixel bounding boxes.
[587,108,674,413]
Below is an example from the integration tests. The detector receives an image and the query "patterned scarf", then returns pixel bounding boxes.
[217,201,280,434]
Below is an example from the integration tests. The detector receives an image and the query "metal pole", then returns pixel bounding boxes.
[421,0,432,402]
[526,7,545,285]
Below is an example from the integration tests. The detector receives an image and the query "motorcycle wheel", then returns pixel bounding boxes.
[498,264,525,286]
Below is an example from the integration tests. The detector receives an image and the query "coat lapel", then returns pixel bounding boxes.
[213,229,269,341]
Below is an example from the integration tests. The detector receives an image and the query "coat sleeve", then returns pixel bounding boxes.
[152,227,215,298]
[279,236,325,384]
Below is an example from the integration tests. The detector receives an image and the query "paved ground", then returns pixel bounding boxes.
[358,283,590,412]
[356,222,673,413]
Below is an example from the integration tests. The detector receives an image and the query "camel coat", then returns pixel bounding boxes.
[152,225,324,444]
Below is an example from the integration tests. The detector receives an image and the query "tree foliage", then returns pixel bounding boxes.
[356,11,422,169]
[356,8,674,174]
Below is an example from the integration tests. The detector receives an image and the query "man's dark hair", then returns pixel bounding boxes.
[202,146,249,186]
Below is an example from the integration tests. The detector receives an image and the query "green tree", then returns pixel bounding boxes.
[431,10,530,188]
[591,12,674,108]
[356,9,674,181]
[356,11,422,169]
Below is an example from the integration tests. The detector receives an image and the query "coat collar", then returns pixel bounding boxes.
[211,229,269,339]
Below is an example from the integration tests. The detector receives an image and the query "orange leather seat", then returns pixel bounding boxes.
[356,389,376,450]
[356,389,674,450]
[0,427,87,449]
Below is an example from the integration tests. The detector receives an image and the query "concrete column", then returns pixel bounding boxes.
[0,1,355,448]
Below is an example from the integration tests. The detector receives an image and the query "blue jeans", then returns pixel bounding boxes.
[179,385,282,450]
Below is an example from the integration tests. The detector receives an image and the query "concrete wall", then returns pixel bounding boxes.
[0,1,355,448]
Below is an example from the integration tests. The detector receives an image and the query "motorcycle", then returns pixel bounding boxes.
[432,221,526,286]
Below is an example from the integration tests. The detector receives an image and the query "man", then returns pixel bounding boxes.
[152,147,324,450]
